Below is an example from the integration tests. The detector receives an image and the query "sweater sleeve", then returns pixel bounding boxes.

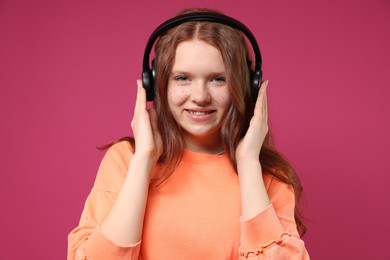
[67,142,142,260]
[239,176,310,259]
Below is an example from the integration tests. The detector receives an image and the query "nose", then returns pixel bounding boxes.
[191,81,211,105]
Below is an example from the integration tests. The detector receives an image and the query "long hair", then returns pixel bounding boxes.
[102,8,306,236]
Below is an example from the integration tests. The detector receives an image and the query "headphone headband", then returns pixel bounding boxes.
[142,12,262,101]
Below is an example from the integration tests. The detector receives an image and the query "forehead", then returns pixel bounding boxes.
[172,39,226,72]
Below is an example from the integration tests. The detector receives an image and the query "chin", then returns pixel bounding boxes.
[183,127,221,139]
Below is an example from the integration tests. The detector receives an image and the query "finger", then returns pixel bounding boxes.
[132,80,146,130]
[254,80,268,113]
[260,80,268,98]
[135,80,147,113]
[137,79,147,109]
[134,80,141,116]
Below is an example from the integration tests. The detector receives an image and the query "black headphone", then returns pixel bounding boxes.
[142,12,262,102]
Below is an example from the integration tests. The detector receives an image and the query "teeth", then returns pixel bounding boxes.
[188,110,210,115]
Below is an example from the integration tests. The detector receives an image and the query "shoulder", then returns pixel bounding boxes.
[105,140,134,159]
[102,140,134,171]
[93,141,134,191]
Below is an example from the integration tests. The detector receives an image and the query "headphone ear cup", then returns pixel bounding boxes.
[250,69,262,102]
[142,59,156,101]
[151,59,156,84]
[142,69,154,101]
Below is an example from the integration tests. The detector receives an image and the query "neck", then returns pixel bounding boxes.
[184,134,224,155]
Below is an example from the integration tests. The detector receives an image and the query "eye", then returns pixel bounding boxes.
[211,76,226,85]
[174,75,189,81]
[173,75,191,85]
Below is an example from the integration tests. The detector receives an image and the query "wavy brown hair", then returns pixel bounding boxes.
[102,8,306,236]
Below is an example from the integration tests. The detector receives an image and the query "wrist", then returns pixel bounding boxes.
[236,157,259,167]
[134,148,159,162]
[131,152,159,170]
[236,158,263,178]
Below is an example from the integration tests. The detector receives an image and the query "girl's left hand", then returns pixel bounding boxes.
[236,80,269,163]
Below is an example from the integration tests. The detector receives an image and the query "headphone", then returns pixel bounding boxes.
[142,12,263,102]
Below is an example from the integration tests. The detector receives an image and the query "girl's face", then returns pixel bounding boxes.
[167,39,232,153]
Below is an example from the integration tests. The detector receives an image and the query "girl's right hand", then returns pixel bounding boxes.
[131,80,163,164]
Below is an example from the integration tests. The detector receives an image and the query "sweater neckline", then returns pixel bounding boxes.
[181,149,231,166]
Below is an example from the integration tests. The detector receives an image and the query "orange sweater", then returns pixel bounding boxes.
[68,141,309,259]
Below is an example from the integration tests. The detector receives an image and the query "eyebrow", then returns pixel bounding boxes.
[170,70,226,77]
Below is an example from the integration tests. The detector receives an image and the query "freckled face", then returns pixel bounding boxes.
[167,39,232,149]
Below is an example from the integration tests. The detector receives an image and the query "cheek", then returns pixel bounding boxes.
[210,89,232,106]
[168,85,189,105]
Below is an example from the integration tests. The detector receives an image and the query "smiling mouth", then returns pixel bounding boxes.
[186,110,215,115]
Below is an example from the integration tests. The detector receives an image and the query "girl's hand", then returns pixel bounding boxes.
[236,80,269,163]
[131,80,163,163]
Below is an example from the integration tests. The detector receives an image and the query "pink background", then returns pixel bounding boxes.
[1,0,389,259]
